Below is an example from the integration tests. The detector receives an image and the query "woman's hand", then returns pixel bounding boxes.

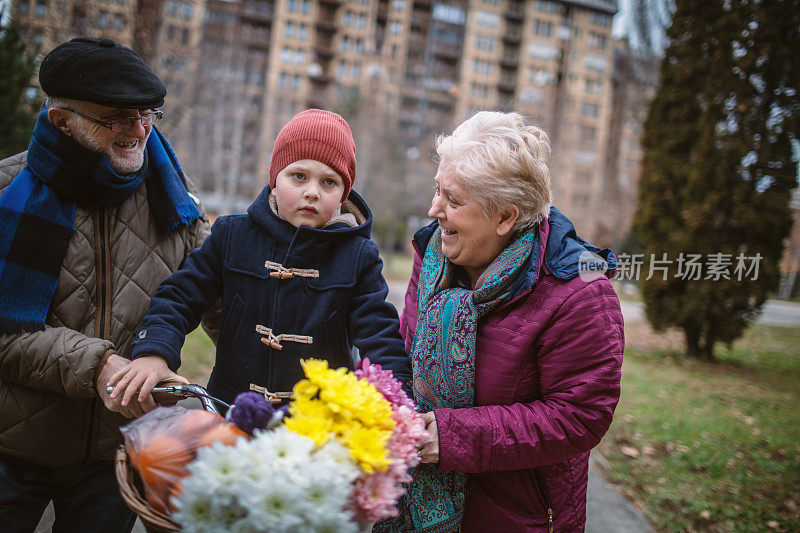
[419,411,440,463]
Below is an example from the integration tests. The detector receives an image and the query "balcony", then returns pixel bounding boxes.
[498,79,515,94]
[504,4,524,22]
[500,54,519,69]
[241,27,270,49]
[309,70,333,85]
[316,20,337,33]
[314,44,334,59]
[240,1,272,22]
[503,29,522,45]
[432,41,460,60]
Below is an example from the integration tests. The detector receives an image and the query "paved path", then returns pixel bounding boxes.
[620,298,800,327]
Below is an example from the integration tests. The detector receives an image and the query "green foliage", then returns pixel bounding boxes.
[0,21,40,159]
[633,0,800,359]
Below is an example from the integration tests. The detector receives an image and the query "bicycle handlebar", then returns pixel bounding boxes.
[105,384,229,415]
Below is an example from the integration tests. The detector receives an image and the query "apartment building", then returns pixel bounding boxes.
[12,0,648,245]
[12,0,139,59]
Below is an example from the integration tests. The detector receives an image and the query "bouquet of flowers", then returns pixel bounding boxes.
[170,358,427,532]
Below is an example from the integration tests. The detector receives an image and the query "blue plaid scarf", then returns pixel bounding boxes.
[0,107,201,334]
[377,226,536,532]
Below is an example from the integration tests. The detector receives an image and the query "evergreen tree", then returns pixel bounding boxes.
[0,19,40,159]
[633,0,800,359]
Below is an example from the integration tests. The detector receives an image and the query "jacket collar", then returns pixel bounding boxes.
[412,206,617,299]
[247,185,373,245]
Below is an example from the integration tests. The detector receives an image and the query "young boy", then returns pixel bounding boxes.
[108,109,411,407]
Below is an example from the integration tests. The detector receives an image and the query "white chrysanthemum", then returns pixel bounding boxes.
[240,476,306,533]
[312,439,360,483]
[306,510,360,533]
[252,426,316,469]
[192,441,251,487]
[171,487,221,532]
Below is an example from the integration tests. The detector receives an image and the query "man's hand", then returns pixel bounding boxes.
[106,355,188,414]
[95,353,155,418]
[420,411,440,464]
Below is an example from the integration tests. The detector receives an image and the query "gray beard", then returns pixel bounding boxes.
[71,121,149,176]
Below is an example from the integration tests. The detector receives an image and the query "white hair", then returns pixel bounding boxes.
[435,111,552,232]
[45,96,81,110]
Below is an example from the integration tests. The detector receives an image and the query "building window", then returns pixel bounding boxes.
[287,0,310,14]
[529,68,552,86]
[534,0,558,13]
[97,10,109,28]
[590,12,611,27]
[475,34,495,51]
[534,20,552,38]
[585,78,603,94]
[482,0,500,5]
[579,125,597,141]
[528,42,558,60]
[472,59,492,75]
[581,102,600,117]
[18,0,30,15]
[588,31,607,50]
[392,0,404,10]
[471,82,488,98]
[473,10,498,29]
[183,1,194,19]
[433,4,465,24]
[34,0,47,18]
[168,0,179,16]
[585,54,607,73]
[519,88,545,106]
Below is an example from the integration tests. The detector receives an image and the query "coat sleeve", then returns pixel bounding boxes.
[435,279,624,473]
[348,240,412,394]
[183,178,219,345]
[131,217,226,371]
[398,246,422,355]
[0,328,114,397]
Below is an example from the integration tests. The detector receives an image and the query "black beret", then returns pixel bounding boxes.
[39,37,166,109]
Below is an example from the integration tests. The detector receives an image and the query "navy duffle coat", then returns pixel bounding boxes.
[131,186,411,404]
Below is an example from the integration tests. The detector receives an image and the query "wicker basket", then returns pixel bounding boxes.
[115,446,181,533]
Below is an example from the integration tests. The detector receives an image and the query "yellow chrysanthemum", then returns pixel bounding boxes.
[285,398,333,445]
[292,379,319,401]
[287,359,397,469]
[341,425,392,473]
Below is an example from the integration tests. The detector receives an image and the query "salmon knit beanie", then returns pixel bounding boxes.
[269,109,357,200]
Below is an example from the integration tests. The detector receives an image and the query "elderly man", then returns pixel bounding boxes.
[0,37,210,531]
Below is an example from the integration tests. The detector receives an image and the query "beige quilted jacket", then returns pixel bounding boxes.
[0,151,210,467]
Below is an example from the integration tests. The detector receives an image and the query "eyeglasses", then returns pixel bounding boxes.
[61,108,163,132]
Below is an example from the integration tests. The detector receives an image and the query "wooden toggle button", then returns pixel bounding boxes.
[269,271,294,279]
[260,337,283,350]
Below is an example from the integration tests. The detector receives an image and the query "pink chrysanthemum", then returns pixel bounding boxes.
[355,358,415,410]
[349,360,429,523]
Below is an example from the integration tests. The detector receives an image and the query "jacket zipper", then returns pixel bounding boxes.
[532,467,554,532]
[83,209,108,464]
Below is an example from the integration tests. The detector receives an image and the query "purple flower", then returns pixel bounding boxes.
[227,392,288,436]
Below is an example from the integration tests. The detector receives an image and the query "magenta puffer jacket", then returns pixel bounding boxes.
[400,211,624,532]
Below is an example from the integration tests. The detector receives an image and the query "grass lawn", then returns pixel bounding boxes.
[598,323,800,532]
[180,327,216,385]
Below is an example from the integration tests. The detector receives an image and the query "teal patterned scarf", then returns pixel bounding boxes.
[381,225,536,532]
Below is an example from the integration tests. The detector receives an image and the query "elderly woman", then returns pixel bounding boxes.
[390,112,624,532]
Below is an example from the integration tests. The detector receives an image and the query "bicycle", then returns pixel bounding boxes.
[112,383,229,532]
